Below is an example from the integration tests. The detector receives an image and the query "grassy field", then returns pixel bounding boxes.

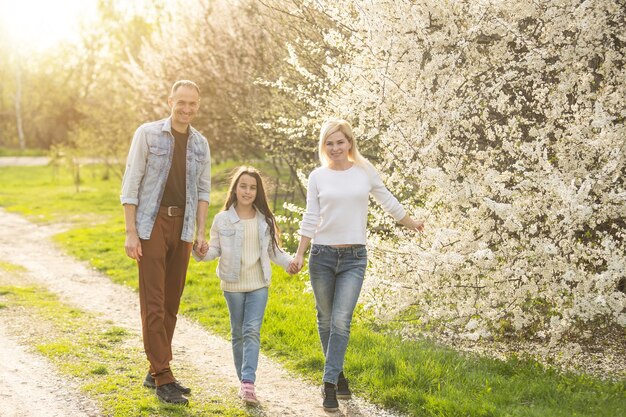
[0,163,625,417]
[0,278,248,417]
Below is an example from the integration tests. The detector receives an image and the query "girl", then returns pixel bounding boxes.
[289,118,424,411]
[193,166,293,405]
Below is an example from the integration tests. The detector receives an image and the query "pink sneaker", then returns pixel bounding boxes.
[239,381,259,405]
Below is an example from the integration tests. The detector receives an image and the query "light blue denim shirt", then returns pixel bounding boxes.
[120,117,211,242]
[192,206,293,283]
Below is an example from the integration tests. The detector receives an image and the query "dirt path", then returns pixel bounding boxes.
[0,208,404,417]
[0,156,50,167]
[0,317,101,417]
[0,156,101,167]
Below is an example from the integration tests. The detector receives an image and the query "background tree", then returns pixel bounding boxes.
[64,0,162,179]
[268,0,626,351]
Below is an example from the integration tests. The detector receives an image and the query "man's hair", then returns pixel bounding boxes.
[170,80,200,96]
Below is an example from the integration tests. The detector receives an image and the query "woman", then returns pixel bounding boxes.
[289,118,424,411]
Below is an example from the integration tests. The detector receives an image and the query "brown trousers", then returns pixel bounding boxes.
[138,208,192,386]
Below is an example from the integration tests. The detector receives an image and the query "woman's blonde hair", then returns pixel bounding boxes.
[318,118,370,167]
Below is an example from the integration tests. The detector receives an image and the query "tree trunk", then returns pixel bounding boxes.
[15,63,25,151]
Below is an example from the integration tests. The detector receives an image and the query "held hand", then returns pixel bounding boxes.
[124,232,142,261]
[288,254,304,275]
[194,240,209,257]
[195,231,207,252]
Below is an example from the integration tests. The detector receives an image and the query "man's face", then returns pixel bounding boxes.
[168,86,200,128]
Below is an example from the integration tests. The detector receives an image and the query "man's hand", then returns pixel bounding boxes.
[195,200,209,256]
[193,240,209,257]
[125,231,142,261]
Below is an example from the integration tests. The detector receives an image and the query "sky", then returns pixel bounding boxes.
[0,0,98,51]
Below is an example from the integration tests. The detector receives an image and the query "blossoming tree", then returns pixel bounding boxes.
[268,0,626,344]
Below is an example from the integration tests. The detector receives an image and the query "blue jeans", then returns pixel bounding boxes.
[308,244,367,385]
[223,287,268,383]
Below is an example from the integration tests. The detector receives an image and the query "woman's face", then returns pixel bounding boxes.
[324,130,351,164]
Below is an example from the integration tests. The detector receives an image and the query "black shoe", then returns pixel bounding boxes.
[322,383,339,411]
[156,382,189,405]
[144,373,191,395]
[143,372,156,389]
[337,372,352,399]
[172,380,191,395]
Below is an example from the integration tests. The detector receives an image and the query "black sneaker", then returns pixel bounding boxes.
[337,372,352,399]
[143,372,156,389]
[156,382,189,405]
[172,380,191,395]
[144,373,191,395]
[322,383,339,411]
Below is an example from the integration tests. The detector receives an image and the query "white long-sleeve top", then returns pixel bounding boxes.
[298,164,406,245]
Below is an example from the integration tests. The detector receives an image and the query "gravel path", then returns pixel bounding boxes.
[0,156,50,167]
[0,208,405,417]
[0,156,101,167]
[0,317,100,417]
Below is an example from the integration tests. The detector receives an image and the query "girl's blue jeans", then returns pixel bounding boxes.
[223,286,268,383]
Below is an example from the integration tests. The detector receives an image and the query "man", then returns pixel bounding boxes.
[120,80,210,405]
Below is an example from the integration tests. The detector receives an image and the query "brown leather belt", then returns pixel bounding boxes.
[159,206,184,217]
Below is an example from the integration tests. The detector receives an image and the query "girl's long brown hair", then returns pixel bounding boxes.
[223,166,281,252]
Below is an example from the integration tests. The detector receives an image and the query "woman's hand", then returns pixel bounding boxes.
[411,219,425,233]
[399,215,425,233]
[288,254,304,274]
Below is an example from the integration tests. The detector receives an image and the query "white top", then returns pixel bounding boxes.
[299,164,406,245]
[221,216,266,292]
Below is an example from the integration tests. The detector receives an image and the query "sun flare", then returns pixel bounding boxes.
[0,0,97,51]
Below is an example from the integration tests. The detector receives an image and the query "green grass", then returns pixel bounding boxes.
[1,164,625,417]
[0,285,247,417]
[0,260,27,273]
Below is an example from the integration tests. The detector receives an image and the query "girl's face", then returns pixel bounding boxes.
[235,174,257,208]
[325,130,352,164]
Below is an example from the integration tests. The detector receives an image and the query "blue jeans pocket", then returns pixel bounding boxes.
[310,245,322,256]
